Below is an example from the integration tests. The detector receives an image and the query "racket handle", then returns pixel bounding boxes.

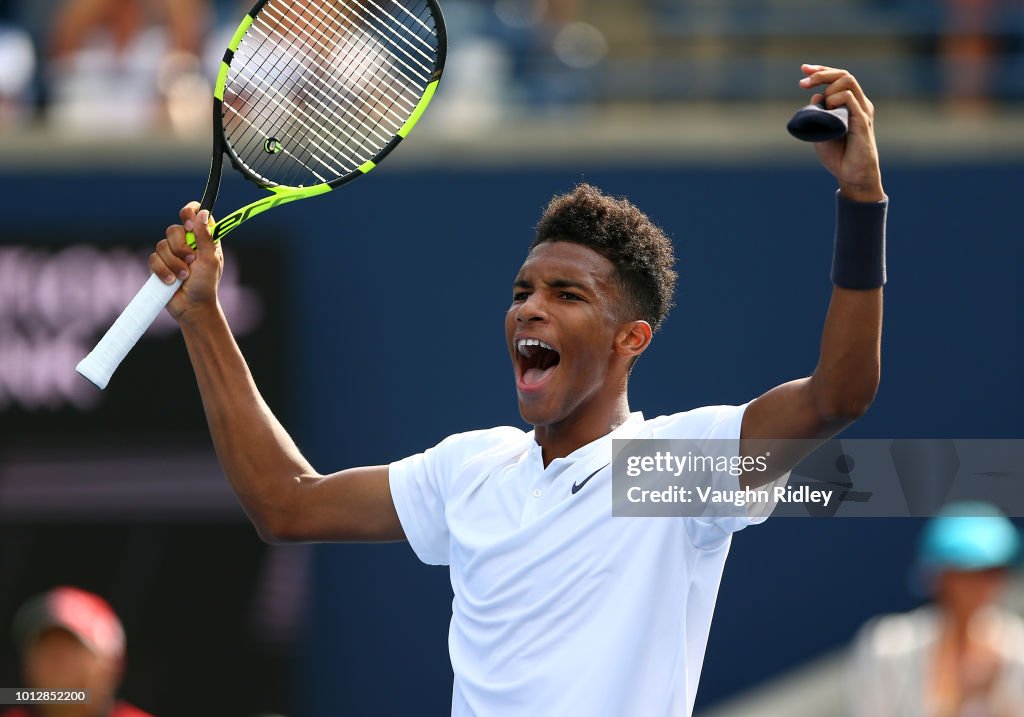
[76,273,181,389]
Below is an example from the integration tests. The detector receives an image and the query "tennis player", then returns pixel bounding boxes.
[152,64,885,716]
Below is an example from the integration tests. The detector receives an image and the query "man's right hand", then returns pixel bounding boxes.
[149,202,223,323]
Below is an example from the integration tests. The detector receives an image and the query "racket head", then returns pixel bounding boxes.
[206,0,446,219]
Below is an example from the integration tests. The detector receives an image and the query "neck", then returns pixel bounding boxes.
[533,394,631,466]
[941,605,979,646]
[34,703,98,717]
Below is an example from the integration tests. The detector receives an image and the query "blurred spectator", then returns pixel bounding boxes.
[1,586,153,717]
[0,2,36,128]
[46,0,211,135]
[847,503,1024,717]
[941,0,1005,113]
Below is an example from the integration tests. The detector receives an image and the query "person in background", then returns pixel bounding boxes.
[49,0,207,61]
[0,0,36,128]
[46,0,211,134]
[2,586,153,717]
[940,0,1002,113]
[848,502,1024,717]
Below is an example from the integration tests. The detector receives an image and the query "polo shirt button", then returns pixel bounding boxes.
[532,489,542,498]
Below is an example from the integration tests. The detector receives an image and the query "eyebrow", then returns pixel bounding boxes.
[548,278,591,291]
[512,278,592,291]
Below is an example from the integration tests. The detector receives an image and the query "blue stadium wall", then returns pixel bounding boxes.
[8,161,1022,714]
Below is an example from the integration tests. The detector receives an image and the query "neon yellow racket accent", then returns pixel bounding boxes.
[359,160,377,174]
[228,15,254,52]
[214,15,252,100]
[398,80,439,139]
[184,184,332,249]
[214,62,230,101]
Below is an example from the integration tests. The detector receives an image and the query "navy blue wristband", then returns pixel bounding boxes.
[831,190,887,289]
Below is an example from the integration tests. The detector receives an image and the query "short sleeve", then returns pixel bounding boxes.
[389,427,525,566]
[647,403,789,547]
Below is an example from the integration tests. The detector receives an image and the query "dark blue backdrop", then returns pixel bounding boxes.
[9,160,1022,714]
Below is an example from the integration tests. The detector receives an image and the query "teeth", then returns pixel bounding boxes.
[516,338,555,356]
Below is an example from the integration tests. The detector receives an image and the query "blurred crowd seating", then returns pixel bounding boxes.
[0,0,1021,135]
[617,0,1024,106]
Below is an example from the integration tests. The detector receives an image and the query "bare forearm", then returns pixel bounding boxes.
[807,185,887,421]
[811,286,882,421]
[180,304,313,534]
[743,66,885,453]
[152,208,401,544]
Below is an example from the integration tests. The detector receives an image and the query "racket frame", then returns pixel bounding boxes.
[193,0,447,245]
[76,0,447,389]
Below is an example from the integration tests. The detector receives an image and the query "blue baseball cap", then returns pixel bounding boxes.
[917,502,1020,576]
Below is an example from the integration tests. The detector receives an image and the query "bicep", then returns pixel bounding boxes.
[742,377,832,442]
[274,465,406,543]
[739,377,850,489]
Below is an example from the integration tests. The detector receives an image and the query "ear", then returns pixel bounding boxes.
[614,320,653,359]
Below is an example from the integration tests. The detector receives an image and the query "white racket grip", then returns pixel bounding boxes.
[76,273,181,389]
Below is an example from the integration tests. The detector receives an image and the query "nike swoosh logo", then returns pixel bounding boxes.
[571,463,610,495]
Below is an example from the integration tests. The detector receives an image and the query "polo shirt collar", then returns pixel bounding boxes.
[527,411,646,470]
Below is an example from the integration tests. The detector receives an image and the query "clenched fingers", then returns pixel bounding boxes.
[800,65,873,115]
[154,238,188,285]
[190,209,216,252]
[179,201,201,227]
[823,89,865,118]
[151,223,198,284]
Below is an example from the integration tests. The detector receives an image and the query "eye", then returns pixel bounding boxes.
[512,291,529,302]
[559,292,582,301]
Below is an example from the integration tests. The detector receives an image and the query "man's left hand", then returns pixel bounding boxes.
[800,64,885,203]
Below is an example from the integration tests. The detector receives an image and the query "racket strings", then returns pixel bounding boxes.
[335,0,435,73]
[228,31,380,178]
[256,0,432,176]
[237,11,369,178]
[342,0,435,83]
[231,5,403,180]
[298,1,436,129]
[239,1,430,142]
[262,3,421,127]
[223,0,439,188]
[265,8,417,146]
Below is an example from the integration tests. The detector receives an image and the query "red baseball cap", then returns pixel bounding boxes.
[12,587,126,661]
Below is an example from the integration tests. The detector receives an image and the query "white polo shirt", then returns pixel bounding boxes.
[389,404,774,717]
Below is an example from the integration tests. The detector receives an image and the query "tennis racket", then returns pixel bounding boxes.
[76,0,447,389]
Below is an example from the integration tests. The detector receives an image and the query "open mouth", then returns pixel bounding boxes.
[515,338,561,388]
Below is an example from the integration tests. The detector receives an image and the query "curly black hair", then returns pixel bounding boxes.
[532,183,677,332]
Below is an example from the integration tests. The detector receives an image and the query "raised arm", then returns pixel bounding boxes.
[151,203,404,543]
[741,65,885,481]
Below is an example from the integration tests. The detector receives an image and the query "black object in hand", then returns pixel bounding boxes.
[787,101,849,142]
